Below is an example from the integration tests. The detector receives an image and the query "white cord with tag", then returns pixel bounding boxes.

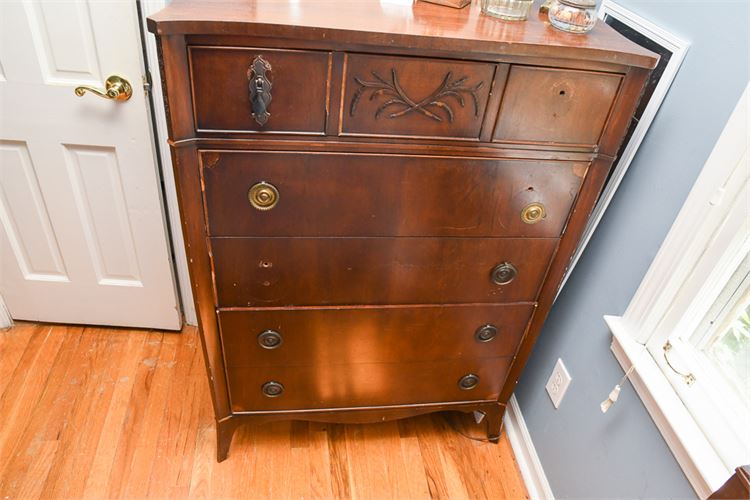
[600,365,635,413]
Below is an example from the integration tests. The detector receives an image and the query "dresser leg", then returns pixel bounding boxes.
[486,404,504,443]
[216,418,238,462]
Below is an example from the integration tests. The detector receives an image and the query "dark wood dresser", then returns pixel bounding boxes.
[148,0,657,461]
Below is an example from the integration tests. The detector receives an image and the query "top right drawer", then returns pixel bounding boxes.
[493,66,623,148]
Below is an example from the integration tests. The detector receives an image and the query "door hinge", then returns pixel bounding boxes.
[142,73,152,96]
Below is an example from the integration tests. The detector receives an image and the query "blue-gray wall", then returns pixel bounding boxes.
[515,1,749,498]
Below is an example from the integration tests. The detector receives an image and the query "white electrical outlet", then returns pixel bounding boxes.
[545,358,572,409]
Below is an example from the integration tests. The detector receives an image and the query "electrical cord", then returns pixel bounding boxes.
[441,412,493,443]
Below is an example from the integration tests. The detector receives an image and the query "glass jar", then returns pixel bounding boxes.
[481,0,533,21]
[548,0,597,34]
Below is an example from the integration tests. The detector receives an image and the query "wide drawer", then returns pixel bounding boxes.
[201,151,587,238]
[340,53,495,140]
[210,237,557,306]
[227,357,511,412]
[189,46,330,134]
[493,66,623,147]
[219,303,534,367]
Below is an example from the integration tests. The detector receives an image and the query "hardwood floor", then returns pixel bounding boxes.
[0,322,528,499]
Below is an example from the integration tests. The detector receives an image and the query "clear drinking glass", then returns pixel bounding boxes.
[481,0,533,21]
[548,0,597,33]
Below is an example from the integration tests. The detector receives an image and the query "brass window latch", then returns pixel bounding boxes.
[663,341,696,385]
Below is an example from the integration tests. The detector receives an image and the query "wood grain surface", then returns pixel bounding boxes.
[493,66,623,146]
[190,46,331,134]
[340,54,494,139]
[201,151,588,238]
[149,0,655,457]
[147,0,657,70]
[0,322,528,499]
[227,356,511,411]
[218,303,535,366]
[210,236,558,306]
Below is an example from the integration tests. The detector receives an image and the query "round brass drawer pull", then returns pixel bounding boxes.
[257,330,283,349]
[475,324,498,342]
[261,380,284,397]
[491,262,517,285]
[248,181,279,211]
[521,202,546,224]
[458,373,480,390]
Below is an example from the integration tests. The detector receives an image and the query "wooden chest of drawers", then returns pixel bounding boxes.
[149,0,657,461]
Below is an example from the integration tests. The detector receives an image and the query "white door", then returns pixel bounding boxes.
[0,0,181,330]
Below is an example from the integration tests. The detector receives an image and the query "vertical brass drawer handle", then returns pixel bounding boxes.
[521,202,546,224]
[475,324,498,342]
[458,374,480,390]
[261,380,284,397]
[491,262,517,285]
[257,330,283,349]
[248,182,279,211]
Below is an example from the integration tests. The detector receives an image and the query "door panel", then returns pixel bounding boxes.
[0,0,180,329]
[0,140,68,281]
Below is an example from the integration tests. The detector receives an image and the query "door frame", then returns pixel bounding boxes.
[139,0,196,325]
[0,293,11,329]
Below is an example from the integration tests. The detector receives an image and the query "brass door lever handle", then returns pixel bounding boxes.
[74,75,132,102]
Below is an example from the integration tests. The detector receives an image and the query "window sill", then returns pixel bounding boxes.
[604,314,730,498]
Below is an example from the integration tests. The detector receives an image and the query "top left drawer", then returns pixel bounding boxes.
[188,47,331,134]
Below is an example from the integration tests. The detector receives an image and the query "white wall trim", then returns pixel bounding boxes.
[621,84,749,344]
[600,86,750,499]
[0,292,12,329]
[605,315,727,498]
[139,0,196,325]
[503,395,555,500]
[560,0,689,293]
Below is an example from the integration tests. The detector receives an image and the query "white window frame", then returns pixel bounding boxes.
[605,82,750,498]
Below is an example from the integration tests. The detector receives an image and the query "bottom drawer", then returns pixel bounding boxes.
[227,357,511,412]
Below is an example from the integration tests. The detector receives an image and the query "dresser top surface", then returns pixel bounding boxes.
[148,0,658,69]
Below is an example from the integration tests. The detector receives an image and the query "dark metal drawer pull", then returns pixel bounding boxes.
[475,324,498,342]
[257,329,283,349]
[261,380,284,397]
[491,262,517,285]
[248,55,272,126]
[458,373,480,390]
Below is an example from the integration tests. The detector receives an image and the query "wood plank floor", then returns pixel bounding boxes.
[0,322,528,499]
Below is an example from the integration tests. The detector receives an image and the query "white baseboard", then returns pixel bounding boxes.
[504,394,555,500]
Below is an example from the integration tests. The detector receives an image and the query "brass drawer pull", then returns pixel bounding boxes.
[248,181,279,211]
[257,330,283,349]
[491,262,517,285]
[458,373,480,390]
[521,202,546,224]
[261,380,284,397]
[475,324,498,342]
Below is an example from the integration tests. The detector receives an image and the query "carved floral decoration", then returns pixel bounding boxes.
[350,69,484,123]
